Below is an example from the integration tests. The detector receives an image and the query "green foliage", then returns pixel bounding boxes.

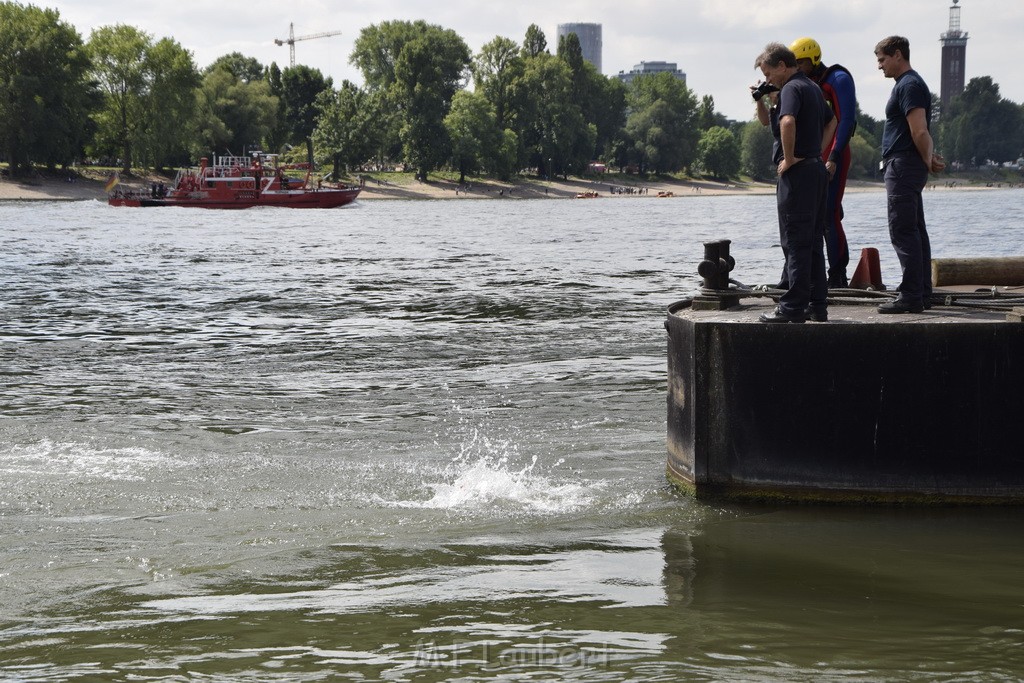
[142,38,200,169]
[205,53,265,83]
[740,119,774,180]
[698,95,729,131]
[350,20,428,93]
[352,20,470,179]
[281,65,333,162]
[194,67,278,157]
[522,24,547,59]
[87,24,199,172]
[444,90,500,183]
[625,72,699,173]
[313,80,383,176]
[515,53,588,176]
[472,36,524,130]
[0,2,97,173]
[86,24,152,172]
[697,126,741,179]
[848,132,880,179]
[938,77,1024,166]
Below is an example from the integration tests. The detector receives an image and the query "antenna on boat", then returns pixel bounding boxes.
[273,23,343,68]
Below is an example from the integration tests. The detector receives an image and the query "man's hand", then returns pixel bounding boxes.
[778,157,802,176]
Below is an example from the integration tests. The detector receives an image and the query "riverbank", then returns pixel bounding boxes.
[0,168,1012,202]
[0,170,780,202]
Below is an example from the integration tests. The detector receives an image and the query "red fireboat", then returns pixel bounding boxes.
[108,152,360,209]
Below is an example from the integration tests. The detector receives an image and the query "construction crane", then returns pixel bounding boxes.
[274,23,342,68]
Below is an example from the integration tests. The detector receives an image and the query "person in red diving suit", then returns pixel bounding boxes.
[791,37,857,288]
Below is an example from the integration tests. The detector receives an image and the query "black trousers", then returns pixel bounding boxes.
[884,155,931,304]
[777,159,828,314]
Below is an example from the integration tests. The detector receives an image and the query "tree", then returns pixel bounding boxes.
[87,24,153,173]
[351,21,470,178]
[939,77,1024,166]
[848,131,880,180]
[473,36,524,130]
[625,72,699,173]
[697,94,729,131]
[389,24,471,179]
[590,76,628,164]
[0,2,97,174]
[350,20,427,93]
[444,90,500,183]
[515,53,587,177]
[194,66,278,157]
[313,80,382,176]
[740,119,774,180]
[141,38,200,169]
[281,65,333,163]
[697,126,740,179]
[205,52,265,83]
[522,24,547,58]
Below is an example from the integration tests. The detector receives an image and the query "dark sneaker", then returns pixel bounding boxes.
[804,306,828,322]
[877,300,924,314]
[759,306,806,323]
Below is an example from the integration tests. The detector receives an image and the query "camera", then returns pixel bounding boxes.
[751,81,779,101]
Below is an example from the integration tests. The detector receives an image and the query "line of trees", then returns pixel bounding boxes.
[3,2,1022,182]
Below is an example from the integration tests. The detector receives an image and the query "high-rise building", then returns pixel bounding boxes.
[556,22,602,74]
[616,61,687,86]
[939,0,969,115]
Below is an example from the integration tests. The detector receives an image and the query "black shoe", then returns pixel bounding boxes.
[804,306,828,322]
[827,272,848,289]
[759,306,806,323]
[877,299,924,314]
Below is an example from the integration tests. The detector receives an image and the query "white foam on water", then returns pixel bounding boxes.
[1,439,184,482]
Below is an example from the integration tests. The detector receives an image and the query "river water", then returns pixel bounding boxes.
[2,189,1023,681]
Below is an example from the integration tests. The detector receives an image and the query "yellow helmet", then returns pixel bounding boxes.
[790,37,822,66]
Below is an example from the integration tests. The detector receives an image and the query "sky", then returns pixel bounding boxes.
[48,0,1024,123]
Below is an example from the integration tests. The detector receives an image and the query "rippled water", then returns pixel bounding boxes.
[2,191,1024,681]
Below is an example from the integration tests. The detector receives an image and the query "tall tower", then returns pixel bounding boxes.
[556,23,602,74]
[939,0,969,114]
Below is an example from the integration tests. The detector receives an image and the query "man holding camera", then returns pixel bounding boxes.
[791,37,857,289]
[753,43,836,323]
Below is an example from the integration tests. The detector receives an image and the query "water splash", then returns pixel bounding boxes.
[392,427,602,514]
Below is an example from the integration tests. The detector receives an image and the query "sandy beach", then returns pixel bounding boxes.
[0,169,886,203]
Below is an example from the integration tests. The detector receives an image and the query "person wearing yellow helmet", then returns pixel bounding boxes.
[790,36,856,288]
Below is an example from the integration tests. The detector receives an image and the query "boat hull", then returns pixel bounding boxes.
[108,187,360,209]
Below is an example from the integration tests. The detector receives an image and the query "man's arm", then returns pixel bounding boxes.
[907,107,945,172]
[829,71,858,159]
[779,114,797,174]
[821,115,838,157]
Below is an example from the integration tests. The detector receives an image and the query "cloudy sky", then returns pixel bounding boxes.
[50,0,1024,123]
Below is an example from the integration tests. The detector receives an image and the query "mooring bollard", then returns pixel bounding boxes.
[692,239,739,310]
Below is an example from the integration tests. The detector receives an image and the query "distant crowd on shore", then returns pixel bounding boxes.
[609,185,649,195]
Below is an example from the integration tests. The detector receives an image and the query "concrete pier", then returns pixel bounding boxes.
[666,295,1024,504]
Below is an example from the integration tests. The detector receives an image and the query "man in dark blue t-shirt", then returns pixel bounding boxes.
[754,42,836,323]
[875,35,946,314]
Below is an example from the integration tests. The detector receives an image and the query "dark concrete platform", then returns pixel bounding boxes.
[666,295,1024,504]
